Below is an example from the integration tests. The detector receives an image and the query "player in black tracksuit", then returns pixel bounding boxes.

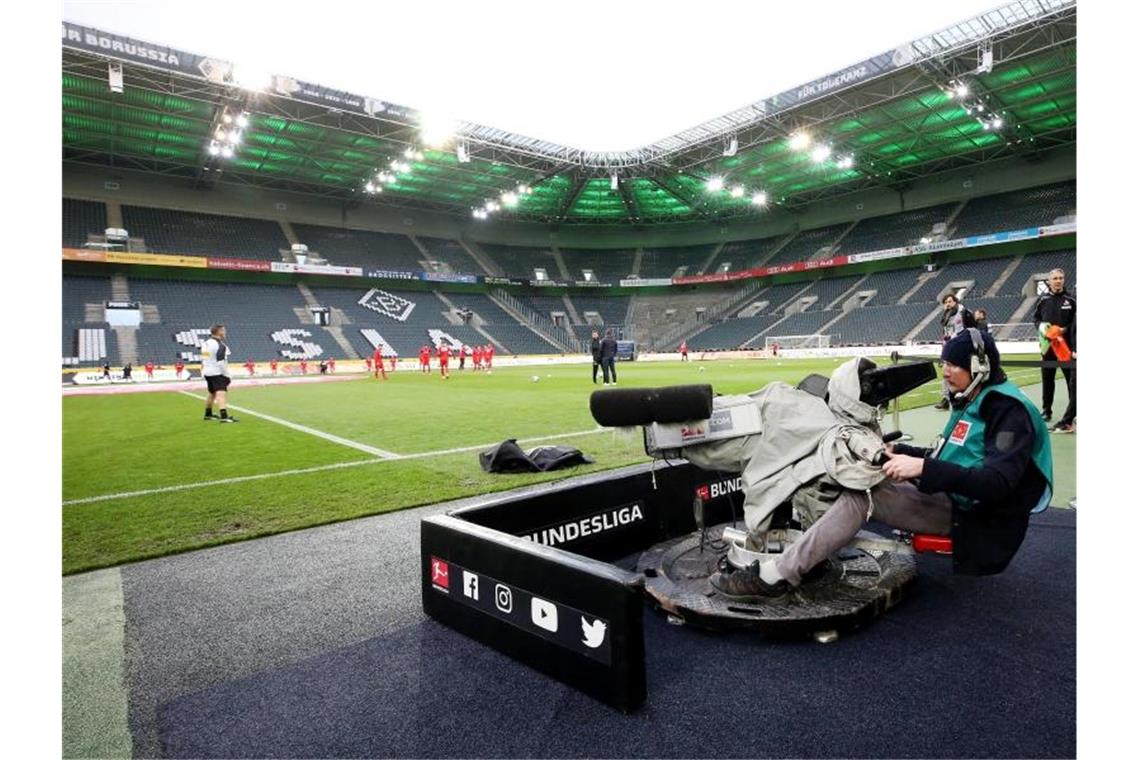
[589,331,602,384]
[1032,268,1076,429]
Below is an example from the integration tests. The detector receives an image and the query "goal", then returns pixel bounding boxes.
[764,334,832,350]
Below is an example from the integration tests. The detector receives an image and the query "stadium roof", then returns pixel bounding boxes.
[62,0,1075,227]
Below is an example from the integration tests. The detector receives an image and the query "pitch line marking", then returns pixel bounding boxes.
[177,390,400,459]
[63,427,608,506]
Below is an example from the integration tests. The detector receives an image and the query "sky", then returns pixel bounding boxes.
[61,0,1009,151]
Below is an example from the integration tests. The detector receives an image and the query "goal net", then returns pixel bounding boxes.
[764,333,832,350]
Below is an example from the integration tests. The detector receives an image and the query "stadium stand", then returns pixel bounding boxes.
[997,249,1077,296]
[291,223,424,271]
[906,255,1015,304]
[62,198,108,248]
[120,206,290,260]
[126,278,322,363]
[763,223,849,267]
[853,268,924,306]
[688,314,785,350]
[705,236,786,273]
[746,281,815,315]
[570,294,630,326]
[515,295,575,323]
[638,245,715,278]
[839,203,957,254]
[823,302,936,345]
[792,275,864,311]
[416,237,482,275]
[951,180,1076,238]
[62,275,113,362]
[559,248,637,283]
[478,245,562,280]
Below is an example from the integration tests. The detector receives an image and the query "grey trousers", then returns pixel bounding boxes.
[775,480,953,585]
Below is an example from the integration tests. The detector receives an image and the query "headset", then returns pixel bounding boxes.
[950,327,991,409]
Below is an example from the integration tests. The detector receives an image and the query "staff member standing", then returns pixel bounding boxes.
[935,292,976,409]
[1033,268,1076,432]
[590,330,602,384]
[600,328,618,386]
[201,324,237,423]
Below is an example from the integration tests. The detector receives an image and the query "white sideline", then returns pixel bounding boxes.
[177,390,401,459]
[63,426,608,506]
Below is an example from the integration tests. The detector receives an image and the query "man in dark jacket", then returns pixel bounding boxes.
[1033,268,1076,432]
[712,329,1053,599]
[974,308,989,333]
[589,330,602,384]
[934,292,977,410]
[600,328,618,386]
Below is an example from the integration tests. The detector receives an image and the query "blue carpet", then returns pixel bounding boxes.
[157,509,1075,758]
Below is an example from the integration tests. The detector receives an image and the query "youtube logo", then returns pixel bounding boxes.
[430,556,450,592]
[530,597,558,633]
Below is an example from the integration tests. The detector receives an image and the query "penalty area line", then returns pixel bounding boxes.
[177,390,400,459]
[63,426,609,506]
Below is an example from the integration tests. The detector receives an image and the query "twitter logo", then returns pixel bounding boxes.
[581,616,607,649]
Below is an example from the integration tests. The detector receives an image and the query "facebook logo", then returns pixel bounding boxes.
[462,571,479,601]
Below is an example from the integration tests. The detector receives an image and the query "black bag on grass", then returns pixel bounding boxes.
[479,439,594,473]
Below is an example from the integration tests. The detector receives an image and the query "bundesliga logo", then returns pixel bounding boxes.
[696,477,743,502]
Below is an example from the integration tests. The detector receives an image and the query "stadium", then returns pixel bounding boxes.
[57,1,1082,757]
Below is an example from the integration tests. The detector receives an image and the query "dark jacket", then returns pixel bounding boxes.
[600,336,618,360]
[940,303,976,340]
[1033,289,1076,352]
[590,337,601,361]
[894,385,1047,575]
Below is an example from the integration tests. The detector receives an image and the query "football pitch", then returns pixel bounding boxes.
[62,356,1050,574]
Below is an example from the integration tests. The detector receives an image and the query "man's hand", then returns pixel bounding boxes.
[882,450,924,482]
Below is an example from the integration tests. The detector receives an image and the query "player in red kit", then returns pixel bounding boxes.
[485,344,494,371]
[174,359,185,379]
[373,346,386,380]
[245,359,256,376]
[328,358,336,374]
[270,358,278,375]
[389,351,397,372]
[300,359,308,374]
[438,343,451,379]
[419,344,431,374]
[364,357,372,374]
[145,360,155,380]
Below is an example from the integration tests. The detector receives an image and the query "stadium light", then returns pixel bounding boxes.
[751,191,768,206]
[517,184,532,195]
[419,114,457,147]
[404,147,415,159]
[222,113,233,125]
[954,82,969,99]
[501,191,518,207]
[221,144,234,158]
[706,176,725,192]
[789,131,812,150]
[730,185,745,199]
[810,144,832,163]
[235,112,250,128]
[992,117,1003,129]
[208,141,221,156]
[836,155,855,169]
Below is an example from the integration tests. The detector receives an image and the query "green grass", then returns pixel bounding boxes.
[62,356,1048,574]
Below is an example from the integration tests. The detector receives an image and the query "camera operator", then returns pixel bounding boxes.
[711,329,1053,600]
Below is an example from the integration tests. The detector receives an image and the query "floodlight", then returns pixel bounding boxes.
[227,130,242,144]
[419,114,457,147]
[836,155,854,169]
[404,148,415,159]
[751,192,768,206]
[992,117,1003,129]
[235,112,250,128]
[811,144,832,163]
[730,185,745,199]
[982,120,992,130]
[517,184,531,195]
[222,113,233,124]
[486,201,500,212]
[789,131,812,150]
[414,151,424,160]
[215,127,227,141]
[501,192,518,207]
[221,144,234,158]
[920,236,931,244]
[366,182,375,193]
[208,141,221,156]
[954,82,969,98]
[706,176,725,192]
